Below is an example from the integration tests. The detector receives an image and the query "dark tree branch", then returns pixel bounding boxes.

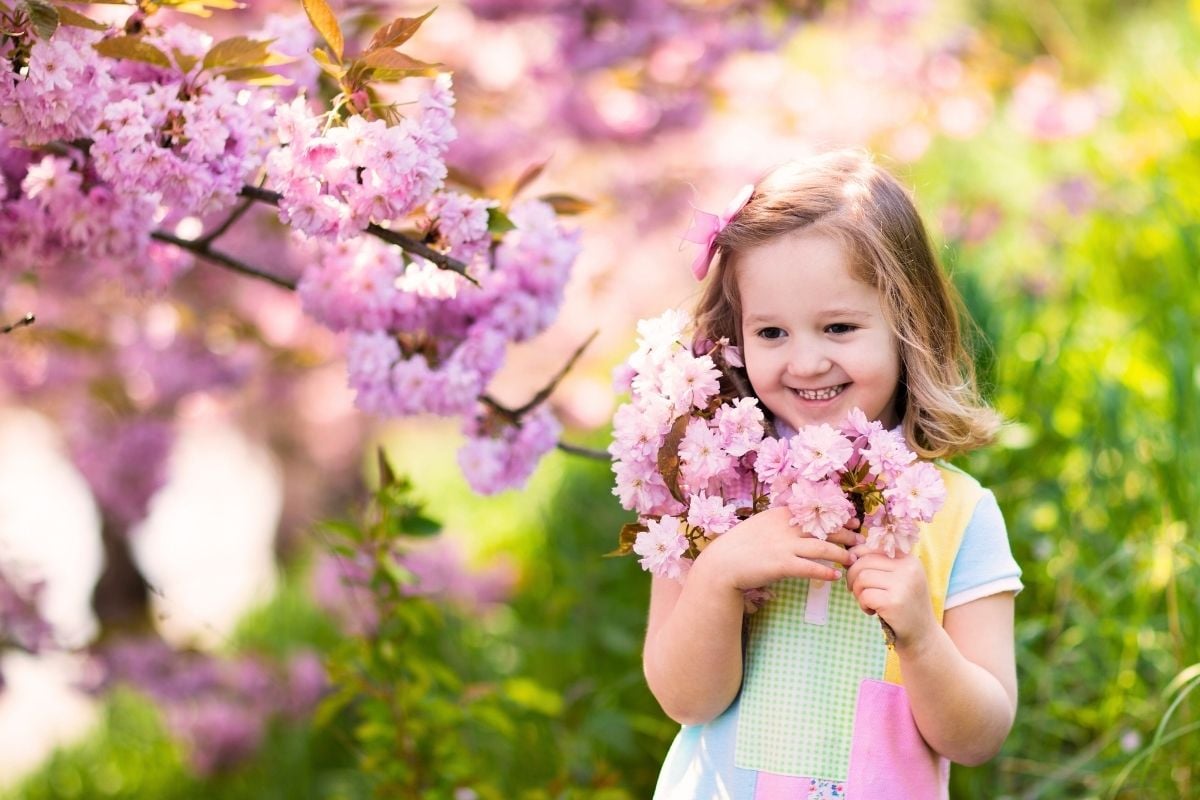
[515,330,598,416]
[197,194,256,247]
[237,185,478,286]
[479,331,609,461]
[556,441,610,461]
[151,230,297,290]
[155,218,608,463]
[1,313,35,334]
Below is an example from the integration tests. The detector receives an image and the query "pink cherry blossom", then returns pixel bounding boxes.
[884,460,946,521]
[678,418,734,487]
[785,478,854,540]
[789,422,854,480]
[632,516,689,580]
[686,491,739,536]
[714,396,765,456]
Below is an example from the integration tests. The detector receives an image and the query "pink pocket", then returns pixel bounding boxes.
[846,679,947,800]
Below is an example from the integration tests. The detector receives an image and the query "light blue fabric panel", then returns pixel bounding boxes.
[945,490,1022,604]
[653,697,758,800]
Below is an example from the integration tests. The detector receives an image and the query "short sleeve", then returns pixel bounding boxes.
[944,490,1023,610]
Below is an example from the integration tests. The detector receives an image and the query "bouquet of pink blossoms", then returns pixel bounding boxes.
[609,310,947,611]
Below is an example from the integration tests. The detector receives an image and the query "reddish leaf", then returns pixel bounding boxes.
[355,48,441,81]
[657,413,692,505]
[507,159,548,202]
[603,522,647,558]
[367,8,436,53]
[539,193,593,216]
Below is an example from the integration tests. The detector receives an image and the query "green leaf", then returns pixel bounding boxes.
[202,35,290,71]
[302,0,343,63]
[93,35,172,69]
[24,0,59,39]
[366,7,436,53]
[55,6,108,31]
[354,48,441,82]
[539,192,593,216]
[503,677,563,716]
[603,521,646,558]
[172,48,198,74]
[376,446,397,488]
[217,66,292,85]
[487,207,516,234]
[405,513,442,537]
[310,46,345,80]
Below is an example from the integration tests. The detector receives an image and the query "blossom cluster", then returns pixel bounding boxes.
[0,26,113,145]
[266,76,454,239]
[91,638,327,776]
[458,404,562,495]
[0,22,272,293]
[300,195,578,485]
[0,7,582,508]
[610,310,946,587]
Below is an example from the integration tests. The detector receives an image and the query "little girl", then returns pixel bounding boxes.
[644,150,1022,799]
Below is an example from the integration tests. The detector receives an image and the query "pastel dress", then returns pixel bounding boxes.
[652,464,1023,800]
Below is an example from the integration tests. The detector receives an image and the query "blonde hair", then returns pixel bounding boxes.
[693,149,1000,459]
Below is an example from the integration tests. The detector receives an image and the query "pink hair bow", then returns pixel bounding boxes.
[681,183,754,281]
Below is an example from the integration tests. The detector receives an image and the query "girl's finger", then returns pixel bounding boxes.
[790,557,842,582]
[797,540,856,566]
[824,528,860,548]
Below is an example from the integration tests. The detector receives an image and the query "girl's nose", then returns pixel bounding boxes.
[785,344,832,377]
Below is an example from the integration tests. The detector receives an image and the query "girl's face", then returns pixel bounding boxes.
[737,230,901,431]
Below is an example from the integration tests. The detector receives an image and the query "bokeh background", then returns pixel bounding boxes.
[1,0,1197,797]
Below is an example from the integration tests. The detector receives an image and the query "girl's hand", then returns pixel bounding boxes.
[846,547,937,649]
[695,507,858,593]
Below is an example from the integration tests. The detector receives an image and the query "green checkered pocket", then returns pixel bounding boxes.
[734,577,888,780]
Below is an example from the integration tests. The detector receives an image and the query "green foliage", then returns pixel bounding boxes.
[916,4,1200,796]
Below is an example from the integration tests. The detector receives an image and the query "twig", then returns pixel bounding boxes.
[556,441,609,461]
[237,185,477,286]
[515,330,598,416]
[155,223,608,463]
[150,230,297,290]
[196,195,256,247]
[0,313,35,334]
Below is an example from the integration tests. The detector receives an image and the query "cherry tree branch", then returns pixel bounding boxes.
[237,186,478,286]
[516,330,598,416]
[480,331,610,461]
[555,440,610,460]
[150,230,298,290]
[154,221,607,462]
[196,195,256,247]
[1,313,35,334]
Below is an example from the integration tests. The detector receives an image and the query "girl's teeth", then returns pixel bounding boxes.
[795,385,844,401]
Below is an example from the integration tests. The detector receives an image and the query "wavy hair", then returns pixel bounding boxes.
[693,149,1000,459]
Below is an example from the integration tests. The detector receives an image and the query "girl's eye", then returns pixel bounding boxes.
[757,327,786,340]
[825,323,858,335]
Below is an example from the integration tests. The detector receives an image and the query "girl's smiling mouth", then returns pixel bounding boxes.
[790,384,848,401]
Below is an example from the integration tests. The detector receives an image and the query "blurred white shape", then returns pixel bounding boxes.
[0,652,98,787]
[0,407,102,647]
[132,419,282,650]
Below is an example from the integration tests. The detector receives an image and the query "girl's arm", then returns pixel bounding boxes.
[643,508,858,725]
[847,552,1017,765]
[901,592,1017,765]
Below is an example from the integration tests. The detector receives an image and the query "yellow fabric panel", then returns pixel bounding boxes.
[883,463,985,685]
